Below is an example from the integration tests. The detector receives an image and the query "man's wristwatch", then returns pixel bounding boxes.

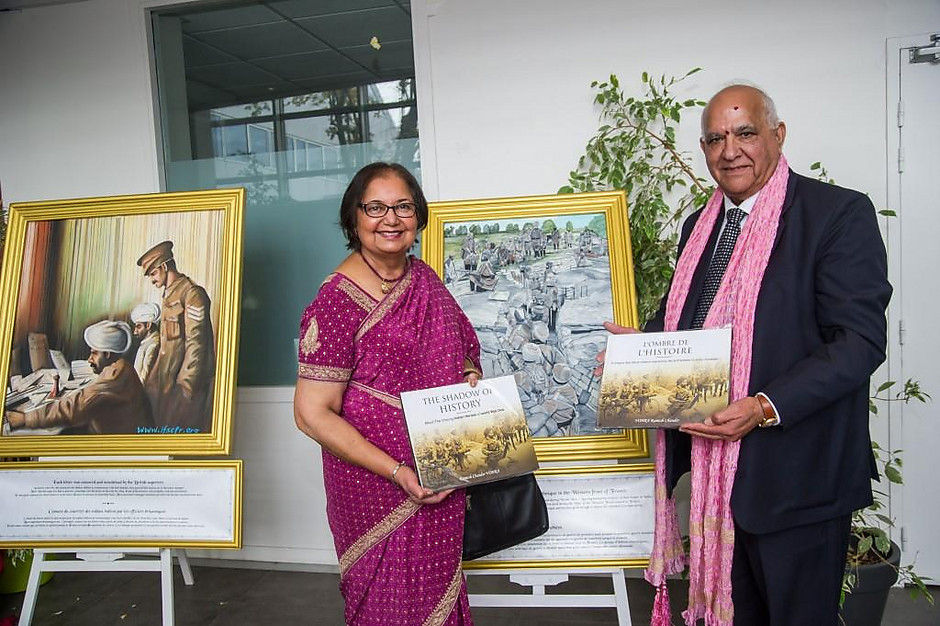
[756,393,780,428]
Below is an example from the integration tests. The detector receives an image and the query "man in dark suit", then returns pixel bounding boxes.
[609,85,891,624]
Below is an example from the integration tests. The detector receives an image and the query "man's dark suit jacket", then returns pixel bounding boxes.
[645,171,892,535]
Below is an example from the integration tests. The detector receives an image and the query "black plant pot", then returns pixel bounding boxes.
[840,541,901,626]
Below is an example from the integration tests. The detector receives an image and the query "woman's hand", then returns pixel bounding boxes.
[394,465,454,505]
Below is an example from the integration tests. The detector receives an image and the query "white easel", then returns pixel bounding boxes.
[467,568,632,626]
[16,456,195,626]
[19,547,193,626]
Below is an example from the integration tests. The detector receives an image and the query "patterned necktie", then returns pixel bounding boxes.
[691,207,746,329]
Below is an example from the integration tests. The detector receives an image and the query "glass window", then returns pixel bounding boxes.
[152,0,419,386]
[211,126,223,157]
[367,78,415,105]
[221,124,248,161]
[214,101,272,120]
[248,124,273,167]
[284,114,363,151]
[294,139,307,172]
[283,88,360,114]
[306,143,324,170]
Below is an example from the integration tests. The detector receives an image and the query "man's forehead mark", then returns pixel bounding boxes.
[733,106,739,110]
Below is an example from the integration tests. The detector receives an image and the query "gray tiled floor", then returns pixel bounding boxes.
[1,561,936,625]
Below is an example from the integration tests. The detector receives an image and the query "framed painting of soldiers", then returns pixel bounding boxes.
[423,191,648,462]
[0,189,244,456]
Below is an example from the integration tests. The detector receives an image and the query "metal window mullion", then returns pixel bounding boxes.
[359,84,370,165]
[271,98,290,200]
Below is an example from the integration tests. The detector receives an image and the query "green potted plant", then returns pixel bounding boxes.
[563,71,934,622]
[840,378,933,624]
[0,549,33,594]
[558,68,711,323]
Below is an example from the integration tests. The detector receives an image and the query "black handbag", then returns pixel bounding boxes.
[462,473,549,560]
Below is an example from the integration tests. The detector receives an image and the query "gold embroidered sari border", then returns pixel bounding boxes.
[348,381,403,409]
[298,363,352,382]
[338,500,421,577]
[337,277,377,313]
[422,568,463,626]
[354,267,413,342]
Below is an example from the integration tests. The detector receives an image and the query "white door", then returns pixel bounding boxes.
[887,32,940,580]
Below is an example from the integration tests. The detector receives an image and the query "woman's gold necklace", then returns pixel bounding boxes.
[360,252,408,294]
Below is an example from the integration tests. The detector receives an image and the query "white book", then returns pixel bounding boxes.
[400,375,539,491]
[598,327,732,428]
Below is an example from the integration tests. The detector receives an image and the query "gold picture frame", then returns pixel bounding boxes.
[423,191,647,461]
[0,189,244,456]
[0,460,242,549]
[463,462,654,570]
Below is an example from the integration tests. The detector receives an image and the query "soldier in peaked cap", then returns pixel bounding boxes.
[5,320,153,434]
[137,240,215,432]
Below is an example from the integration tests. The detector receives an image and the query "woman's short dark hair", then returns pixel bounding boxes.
[339,162,429,251]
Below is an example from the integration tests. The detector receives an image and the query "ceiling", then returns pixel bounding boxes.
[0,0,91,10]
[156,0,414,112]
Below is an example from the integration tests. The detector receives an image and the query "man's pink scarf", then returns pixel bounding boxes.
[645,155,789,626]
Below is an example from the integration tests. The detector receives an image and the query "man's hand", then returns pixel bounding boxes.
[679,396,763,441]
[603,321,640,335]
[594,321,641,376]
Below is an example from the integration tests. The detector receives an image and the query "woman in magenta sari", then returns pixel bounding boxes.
[294,163,481,626]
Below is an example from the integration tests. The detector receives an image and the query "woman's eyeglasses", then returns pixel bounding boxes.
[358,202,417,218]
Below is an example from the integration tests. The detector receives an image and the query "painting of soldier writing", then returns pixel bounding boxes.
[0,190,244,456]
[423,191,647,461]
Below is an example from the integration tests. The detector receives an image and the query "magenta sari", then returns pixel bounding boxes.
[298,258,480,626]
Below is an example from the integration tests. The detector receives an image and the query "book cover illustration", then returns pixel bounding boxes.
[400,375,539,491]
[597,328,731,428]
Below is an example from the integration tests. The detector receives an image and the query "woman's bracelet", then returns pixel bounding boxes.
[390,461,406,483]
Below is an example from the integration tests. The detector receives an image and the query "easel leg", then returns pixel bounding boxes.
[174,549,194,586]
[611,570,632,626]
[18,549,46,626]
[160,548,175,626]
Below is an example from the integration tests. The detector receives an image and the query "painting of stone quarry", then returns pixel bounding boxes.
[423,191,647,461]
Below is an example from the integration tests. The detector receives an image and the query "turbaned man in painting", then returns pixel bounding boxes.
[137,240,215,433]
[4,320,153,434]
[130,302,160,384]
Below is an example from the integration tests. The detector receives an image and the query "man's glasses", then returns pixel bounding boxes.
[359,202,417,218]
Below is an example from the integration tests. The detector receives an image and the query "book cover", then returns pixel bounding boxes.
[400,375,539,491]
[597,327,732,428]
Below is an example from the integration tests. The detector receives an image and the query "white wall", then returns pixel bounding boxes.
[413,0,940,207]
[0,0,938,567]
[0,0,162,203]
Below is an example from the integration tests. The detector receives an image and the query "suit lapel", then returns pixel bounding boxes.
[769,170,800,255]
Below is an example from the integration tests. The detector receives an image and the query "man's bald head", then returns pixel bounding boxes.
[701,85,779,135]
